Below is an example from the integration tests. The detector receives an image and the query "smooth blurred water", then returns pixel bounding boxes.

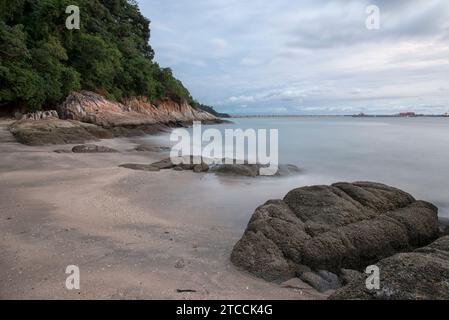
[146,116,449,218]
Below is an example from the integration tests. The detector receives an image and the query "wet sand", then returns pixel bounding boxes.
[0,120,323,300]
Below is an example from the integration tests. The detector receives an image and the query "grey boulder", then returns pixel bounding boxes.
[330,236,449,300]
[231,182,440,288]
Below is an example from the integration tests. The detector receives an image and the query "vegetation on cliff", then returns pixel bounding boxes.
[0,0,228,117]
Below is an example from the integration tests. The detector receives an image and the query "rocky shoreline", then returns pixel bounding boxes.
[4,99,449,299]
[231,182,449,299]
[2,113,449,299]
[0,122,313,300]
[120,156,302,178]
[9,91,226,146]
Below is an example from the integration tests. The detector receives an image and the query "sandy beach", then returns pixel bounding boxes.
[0,119,323,299]
[2,0,449,302]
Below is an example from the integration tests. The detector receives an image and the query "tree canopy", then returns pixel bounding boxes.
[0,0,224,115]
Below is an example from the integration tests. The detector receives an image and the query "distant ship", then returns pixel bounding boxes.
[352,112,373,117]
[398,112,416,117]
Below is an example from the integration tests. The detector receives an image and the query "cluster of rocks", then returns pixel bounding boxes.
[230,182,449,299]
[119,157,209,173]
[134,145,171,153]
[120,157,215,174]
[120,157,301,177]
[20,110,59,121]
[54,144,119,153]
[9,91,223,146]
[71,144,119,153]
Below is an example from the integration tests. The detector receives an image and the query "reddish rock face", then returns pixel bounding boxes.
[58,91,218,127]
[124,97,217,124]
[10,91,223,146]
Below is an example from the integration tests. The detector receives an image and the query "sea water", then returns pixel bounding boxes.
[144,116,449,221]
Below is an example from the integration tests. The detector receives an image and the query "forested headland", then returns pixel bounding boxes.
[0,0,228,117]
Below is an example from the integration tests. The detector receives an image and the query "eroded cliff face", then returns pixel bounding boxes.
[124,97,218,124]
[10,91,222,145]
[58,91,219,127]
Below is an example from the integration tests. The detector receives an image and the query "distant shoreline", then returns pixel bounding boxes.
[230,114,449,118]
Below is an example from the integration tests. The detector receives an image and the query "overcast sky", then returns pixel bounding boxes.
[137,0,449,115]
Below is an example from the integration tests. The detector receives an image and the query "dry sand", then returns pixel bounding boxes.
[0,120,324,300]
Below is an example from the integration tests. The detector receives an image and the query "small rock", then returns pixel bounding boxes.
[119,164,160,172]
[150,158,175,170]
[176,289,197,293]
[135,145,171,152]
[72,144,118,153]
[193,163,209,173]
[54,149,72,153]
[300,271,342,293]
[317,270,342,287]
[181,163,194,170]
[280,278,315,291]
[209,163,260,177]
[340,269,363,286]
[175,259,185,269]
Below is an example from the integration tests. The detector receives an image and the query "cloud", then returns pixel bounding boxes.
[137,0,449,114]
[229,95,255,103]
[240,57,263,66]
[210,37,228,50]
[193,60,207,67]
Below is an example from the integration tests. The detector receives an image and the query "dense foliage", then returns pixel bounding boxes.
[0,0,225,116]
[192,103,230,118]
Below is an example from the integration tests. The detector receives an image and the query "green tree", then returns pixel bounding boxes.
[0,0,218,113]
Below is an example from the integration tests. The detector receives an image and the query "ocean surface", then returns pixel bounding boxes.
[146,116,449,220]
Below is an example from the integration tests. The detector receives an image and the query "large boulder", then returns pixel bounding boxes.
[8,119,113,146]
[330,236,449,300]
[231,182,440,285]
